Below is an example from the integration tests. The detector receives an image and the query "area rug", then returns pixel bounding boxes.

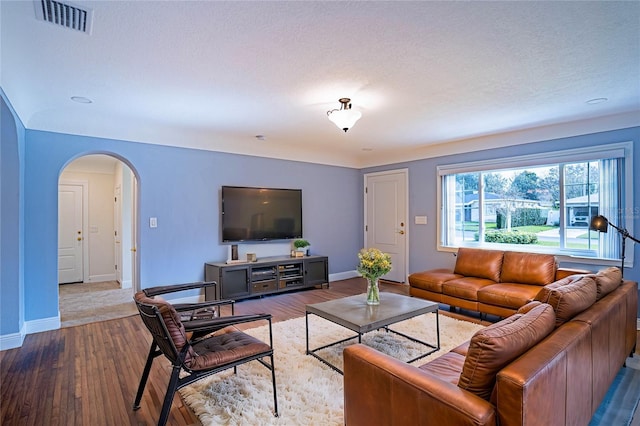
[179,312,484,426]
[589,362,640,426]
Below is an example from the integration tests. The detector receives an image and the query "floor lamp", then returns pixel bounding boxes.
[589,215,640,278]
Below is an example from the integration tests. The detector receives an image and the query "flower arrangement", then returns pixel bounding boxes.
[357,248,392,280]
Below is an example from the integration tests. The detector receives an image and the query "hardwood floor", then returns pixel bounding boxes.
[3,278,637,426]
[0,278,410,426]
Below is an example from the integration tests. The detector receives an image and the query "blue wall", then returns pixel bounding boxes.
[1,91,25,336]
[21,130,362,322]
[363,127,640,285]
[1,88,638,340]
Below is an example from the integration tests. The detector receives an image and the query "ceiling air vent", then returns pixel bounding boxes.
[34,0,93,34]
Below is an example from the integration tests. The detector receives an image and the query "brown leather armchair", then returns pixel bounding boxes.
[132,282,278,426]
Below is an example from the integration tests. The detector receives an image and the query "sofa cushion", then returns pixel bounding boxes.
[536,276,597,326]
[593,267,622,300]
[457,303,556,400]
[419,351,466,385]
[477,283,543,310]
[442,277,497,301]
[408,268,462,293]
[453,248,504,282]
[500,252,557,285]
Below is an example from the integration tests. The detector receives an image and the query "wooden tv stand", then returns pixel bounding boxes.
[204,255,328,301]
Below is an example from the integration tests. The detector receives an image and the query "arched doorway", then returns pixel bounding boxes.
[57,154,139,327]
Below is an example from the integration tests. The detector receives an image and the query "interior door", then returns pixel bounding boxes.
[364,169,408,283]
[58,184,84,283]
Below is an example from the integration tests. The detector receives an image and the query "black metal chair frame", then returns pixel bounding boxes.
[132,281,278,426]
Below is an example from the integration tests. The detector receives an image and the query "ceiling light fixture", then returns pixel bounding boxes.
[327,98,361,132]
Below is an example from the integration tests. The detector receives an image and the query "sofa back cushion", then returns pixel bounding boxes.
[454,248,504,282]
[500,251,557,285]
[535,276,597,326]
[458,302,556,400]
[593,267,622,300]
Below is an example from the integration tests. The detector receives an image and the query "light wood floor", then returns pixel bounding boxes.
[2,278,637,425]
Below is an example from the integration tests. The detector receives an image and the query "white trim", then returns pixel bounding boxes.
[330,270,359,282]
[436,142,634,267]
[0,327,26,351]
[437,142,630,176]
[88,273,117,282]
[24,315,60,334]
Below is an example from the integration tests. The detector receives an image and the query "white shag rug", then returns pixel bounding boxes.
[179,312,484,426]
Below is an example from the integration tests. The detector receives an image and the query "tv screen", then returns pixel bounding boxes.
[221,186,303,242]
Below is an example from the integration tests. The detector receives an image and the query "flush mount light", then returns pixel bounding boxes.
[327,98,362,132]
[586,98,608,105]
[71,96,92,103]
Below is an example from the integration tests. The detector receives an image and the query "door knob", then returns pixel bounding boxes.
[77,237,82,241]
[398,230,405,235]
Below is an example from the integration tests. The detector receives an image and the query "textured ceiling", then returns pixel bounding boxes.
[1,1,639,167]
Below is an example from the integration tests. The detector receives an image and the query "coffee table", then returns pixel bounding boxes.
[305,293,440,374]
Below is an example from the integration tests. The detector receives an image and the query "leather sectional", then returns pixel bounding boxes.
[344,263,638,426]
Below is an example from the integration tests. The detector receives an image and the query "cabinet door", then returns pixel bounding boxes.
[305,257,328,286]
[221,268,251,299]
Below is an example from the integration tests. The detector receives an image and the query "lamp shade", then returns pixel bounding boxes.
[327,98,362,132]
[589,215,609,233]
[328,108,362,132]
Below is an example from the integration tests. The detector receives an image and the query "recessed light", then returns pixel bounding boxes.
[586,98,608,105]
[71,96,93,104]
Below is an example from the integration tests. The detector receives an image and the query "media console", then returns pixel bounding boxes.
[204,255,329,301]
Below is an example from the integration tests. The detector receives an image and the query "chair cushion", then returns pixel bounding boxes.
[189,327,272,371]
[500,252,557,285]
[454,248,504,282]
[458,302,556,400]
[535,276,597,326]
[593,267,622,300]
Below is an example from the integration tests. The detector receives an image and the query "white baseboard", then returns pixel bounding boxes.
[88,273,116,283]
[0,327,25,351]
[0,314,60,351]
[25,315,60,335]
[329,270,359,282]
[120,279,132,289]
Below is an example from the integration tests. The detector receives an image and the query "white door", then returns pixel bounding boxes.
[58,184,84,283]
[364,169,408,283]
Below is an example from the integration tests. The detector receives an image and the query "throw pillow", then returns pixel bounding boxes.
[458,303,556,400]
[534,274,584,303]
[593,267,622,300]
[544,276,597,326]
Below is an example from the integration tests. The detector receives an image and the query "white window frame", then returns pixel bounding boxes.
[436,142,634,267]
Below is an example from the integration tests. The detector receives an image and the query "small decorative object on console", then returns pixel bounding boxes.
[357,248,392,305]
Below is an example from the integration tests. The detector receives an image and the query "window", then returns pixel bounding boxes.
[437,143,633,265]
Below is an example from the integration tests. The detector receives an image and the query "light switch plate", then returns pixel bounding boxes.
[149,217,158,228]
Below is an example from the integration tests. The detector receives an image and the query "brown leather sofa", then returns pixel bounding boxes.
[344,268,638,426]
[409,247,590,318]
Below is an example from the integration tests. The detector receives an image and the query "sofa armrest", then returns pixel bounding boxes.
[344,344,496,426]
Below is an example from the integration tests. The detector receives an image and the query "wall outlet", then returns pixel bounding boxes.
[149,217,157,228]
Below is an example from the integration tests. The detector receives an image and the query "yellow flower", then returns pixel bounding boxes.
[357,248,392,280]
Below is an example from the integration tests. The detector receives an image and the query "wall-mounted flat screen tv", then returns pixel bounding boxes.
[221,186,303,242]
